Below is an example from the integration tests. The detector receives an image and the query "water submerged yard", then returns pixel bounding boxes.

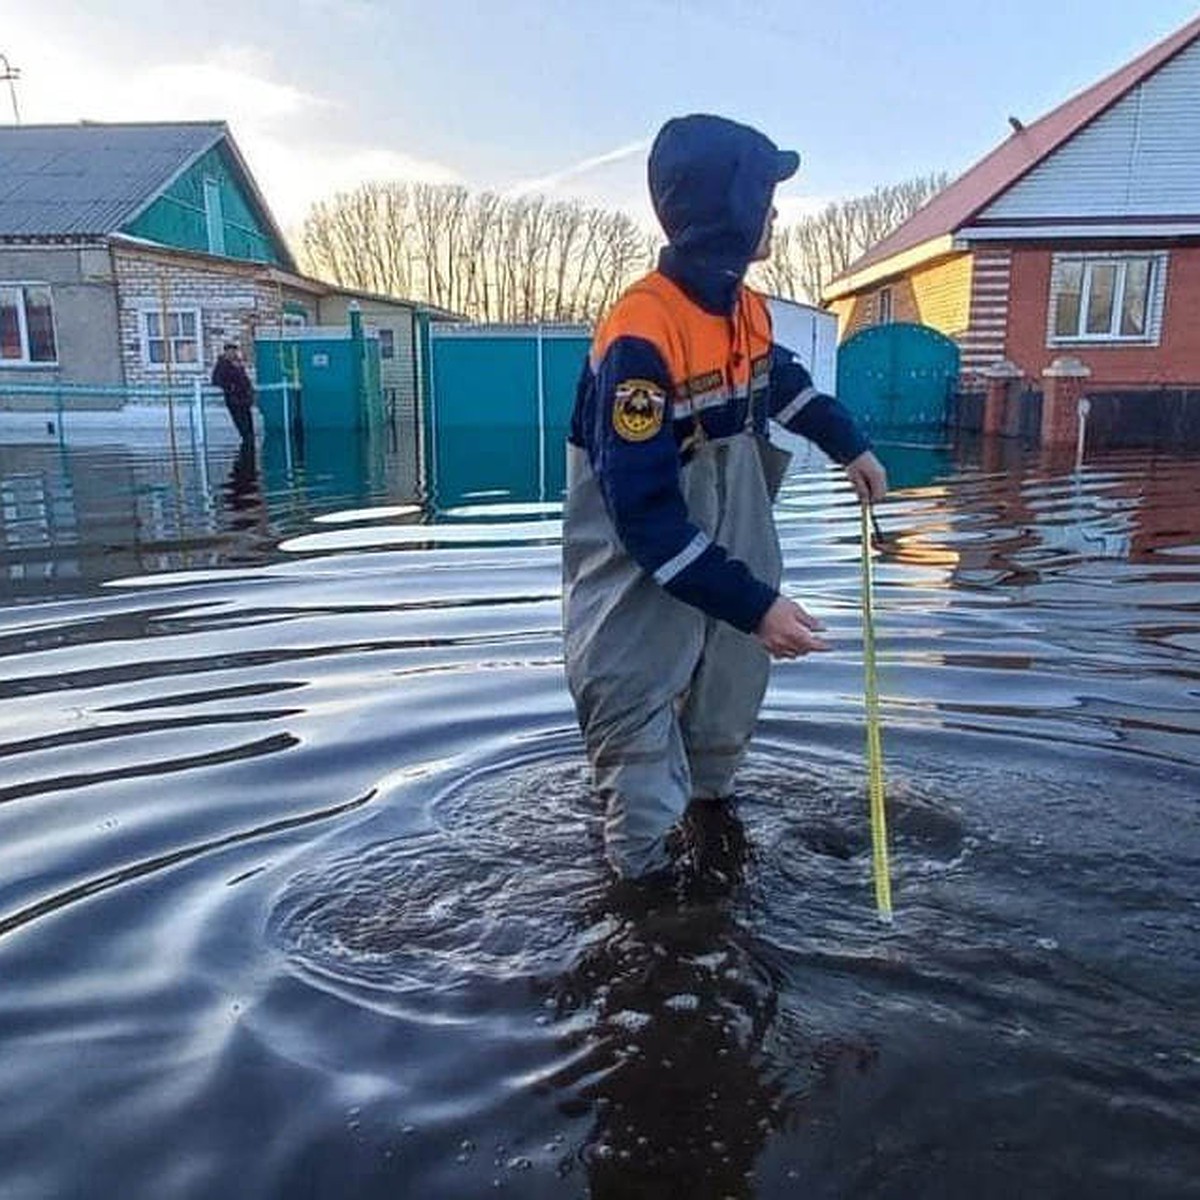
[0,429,1197,1198]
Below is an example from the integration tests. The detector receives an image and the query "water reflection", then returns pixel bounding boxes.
[0,425,1199,1198]
[544,805,783,1199]
[223,442,265,520]
[0,425,986,603]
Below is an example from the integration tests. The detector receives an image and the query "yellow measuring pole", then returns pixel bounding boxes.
[860,501,894,922]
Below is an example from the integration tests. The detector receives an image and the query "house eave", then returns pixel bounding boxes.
[109,233,319,293]
[821,235,959,302]
[960,219,1200,241]
[0,234,110,247]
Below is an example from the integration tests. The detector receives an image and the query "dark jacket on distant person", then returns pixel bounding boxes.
[212,355,254,406]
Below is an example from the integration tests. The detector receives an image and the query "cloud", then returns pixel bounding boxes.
[13,37,326,128]
[505,138,652,198]
[6,27,460,230]
[132,56,328,125]
[501,140,835,235]
[253,141,462,227]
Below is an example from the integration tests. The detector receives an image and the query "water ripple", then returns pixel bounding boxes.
[0,444,1198,1198]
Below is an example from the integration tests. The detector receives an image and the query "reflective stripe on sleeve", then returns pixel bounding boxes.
[653,531,711,585]
[672,381,757,420]
[775,385,819,426]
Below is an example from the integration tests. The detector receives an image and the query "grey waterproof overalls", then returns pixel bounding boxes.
[563,282,792,878]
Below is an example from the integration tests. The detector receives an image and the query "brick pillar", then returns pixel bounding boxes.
[1040,356,1092,448]
[981,359,1023,436]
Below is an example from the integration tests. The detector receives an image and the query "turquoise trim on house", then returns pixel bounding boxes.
[121,142,288,266]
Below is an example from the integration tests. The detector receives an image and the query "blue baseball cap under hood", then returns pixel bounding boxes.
[649,114,799,267]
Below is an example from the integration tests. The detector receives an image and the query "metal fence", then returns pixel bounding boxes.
[0,379,292,449]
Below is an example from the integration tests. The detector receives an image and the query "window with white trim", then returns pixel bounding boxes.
[378,328,395,359]
[139,308,203,369]
[203,178,226,256]
[0,284,58,365]
[1048,252,1167,345]
[876,286,893,325]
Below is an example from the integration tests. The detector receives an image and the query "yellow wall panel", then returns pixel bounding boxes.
[909,253,972,335]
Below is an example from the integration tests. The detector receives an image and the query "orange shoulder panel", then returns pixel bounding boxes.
[590,273,688,379]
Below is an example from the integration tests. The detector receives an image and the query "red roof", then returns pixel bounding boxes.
[828,14,1200,287]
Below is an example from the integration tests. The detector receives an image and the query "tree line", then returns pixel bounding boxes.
[296,173,947,323]
[298,183,656,323]
[755,174,947,304]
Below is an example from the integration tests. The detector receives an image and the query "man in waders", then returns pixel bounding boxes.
[563,113,887,881]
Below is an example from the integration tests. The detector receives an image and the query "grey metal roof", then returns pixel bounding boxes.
[0,122,226,237]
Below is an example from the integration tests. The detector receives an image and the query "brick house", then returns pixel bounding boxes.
[0,122,428,416]
[822,15,1200,440]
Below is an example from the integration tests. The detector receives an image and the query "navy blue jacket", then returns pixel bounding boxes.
[569,115,870,633]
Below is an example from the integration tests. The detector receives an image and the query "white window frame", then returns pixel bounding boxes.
[203,177,226,256]
[1047,251,1168,347]
[137,306,205,371]
[876,286,893,325]
[0,282,60,367]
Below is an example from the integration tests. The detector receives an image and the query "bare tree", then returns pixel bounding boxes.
[297,181,657,324]
[753,173,948,304]
[296,172,936,320]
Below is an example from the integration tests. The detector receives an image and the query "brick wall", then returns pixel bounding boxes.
[959,248,1012,377]
[1004,242,1200,386]
[828,294,869,339]
[112,247,287,387]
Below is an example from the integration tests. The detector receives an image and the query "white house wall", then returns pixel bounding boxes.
[112,249,284,387]
[767,297,837,394]
[980,39,1200,220]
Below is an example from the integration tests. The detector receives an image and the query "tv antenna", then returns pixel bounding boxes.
[0,53,21,125]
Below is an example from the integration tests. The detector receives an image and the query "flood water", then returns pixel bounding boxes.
[0,428,1198,1199]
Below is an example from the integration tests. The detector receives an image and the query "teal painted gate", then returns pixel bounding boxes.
[836,322,959,430]
[256,322,383,433]
[425,324,590,510]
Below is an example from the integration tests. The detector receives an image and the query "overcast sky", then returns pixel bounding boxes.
[3,2,1196,233]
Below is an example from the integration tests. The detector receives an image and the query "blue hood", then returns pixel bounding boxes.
[649,114,798,272]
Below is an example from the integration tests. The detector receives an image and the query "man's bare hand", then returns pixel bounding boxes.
[845,450,888,503]
[755,596,829,659]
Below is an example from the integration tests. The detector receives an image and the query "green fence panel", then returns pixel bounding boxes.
[540,334,588,498]
[425,326,589,509]
[255,333,382,433]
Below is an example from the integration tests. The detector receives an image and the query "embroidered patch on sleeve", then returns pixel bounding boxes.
[612,379,666,442]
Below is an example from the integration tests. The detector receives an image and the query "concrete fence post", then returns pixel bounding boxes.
[981,359,1023,436]
[1040,357,1092,448]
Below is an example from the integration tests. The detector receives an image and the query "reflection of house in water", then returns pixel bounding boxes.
[0,423,438,597]
[934,439,1200,595]
[0,451,79,586]
[1105,453,1200,562]
[0,442,223,593]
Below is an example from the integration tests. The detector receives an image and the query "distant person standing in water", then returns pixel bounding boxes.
[563,113,887,882]
[211,342,256,444]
